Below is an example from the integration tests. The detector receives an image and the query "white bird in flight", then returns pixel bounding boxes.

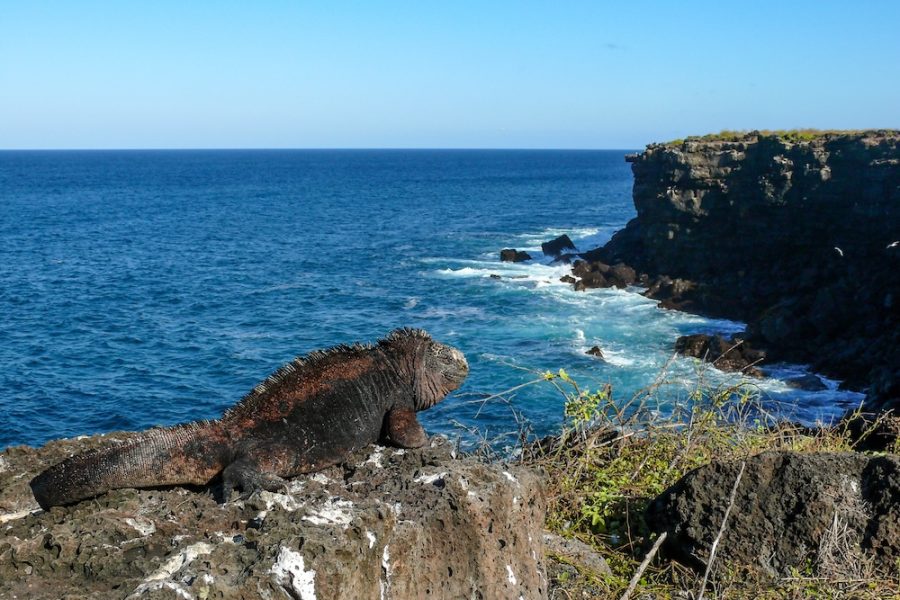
[833,246,843,257]
[887,241,899,249]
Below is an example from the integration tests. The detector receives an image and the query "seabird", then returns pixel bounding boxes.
[887,241,899,249]
[833,246,843,257]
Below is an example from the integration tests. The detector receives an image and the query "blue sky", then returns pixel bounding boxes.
[1,1,897,149]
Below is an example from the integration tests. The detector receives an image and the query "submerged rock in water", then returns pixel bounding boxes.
[541,234,575,257]
[500,248,532,262]
[0,434,547,600]
[586,346,605,359]
[782,373,828,391]
[674,333,766,377]
[647,451,900,578]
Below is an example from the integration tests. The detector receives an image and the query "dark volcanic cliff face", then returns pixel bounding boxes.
[598,131,900,410]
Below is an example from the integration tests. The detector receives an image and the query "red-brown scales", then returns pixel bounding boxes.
[30,328,468,509]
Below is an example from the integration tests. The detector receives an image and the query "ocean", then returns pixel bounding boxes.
[0,150,862,450]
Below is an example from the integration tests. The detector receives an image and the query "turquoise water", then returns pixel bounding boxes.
[0,150,861,449]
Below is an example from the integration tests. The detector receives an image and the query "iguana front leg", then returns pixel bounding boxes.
[382,408,428,448]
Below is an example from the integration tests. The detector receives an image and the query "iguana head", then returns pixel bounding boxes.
[383,328,469,410]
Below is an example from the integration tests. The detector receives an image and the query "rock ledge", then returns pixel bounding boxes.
[1,434,547,600]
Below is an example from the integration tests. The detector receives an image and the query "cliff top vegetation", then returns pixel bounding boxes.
[482,363,900,599]
[665,128,899,147]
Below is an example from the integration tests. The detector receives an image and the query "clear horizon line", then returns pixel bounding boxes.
[0,146,642,152]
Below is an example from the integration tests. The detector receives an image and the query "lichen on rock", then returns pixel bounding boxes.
[0,435,547,599]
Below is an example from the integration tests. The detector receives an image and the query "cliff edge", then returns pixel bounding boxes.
[594,130,900,411]
[0,434,547,599]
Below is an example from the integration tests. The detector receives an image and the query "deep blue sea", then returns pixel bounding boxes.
[0,150,862,450]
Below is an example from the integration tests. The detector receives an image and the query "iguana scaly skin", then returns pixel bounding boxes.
[30,328,468,509]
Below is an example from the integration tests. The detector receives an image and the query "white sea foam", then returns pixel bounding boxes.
[513,227,601,252]
[596,348,636,368]
[427,230,862,428]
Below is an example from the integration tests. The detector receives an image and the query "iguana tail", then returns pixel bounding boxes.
[30,421,231,510]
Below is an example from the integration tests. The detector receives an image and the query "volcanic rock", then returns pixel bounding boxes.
[0,433,547,600]
[500,249,532,263]
[783,373,828,391]
[646,451,900,578]
[607,263,637,288]
[586,346,605,359]
[675,333,766,377]
[541,235,576,257]
[592,131,900,411]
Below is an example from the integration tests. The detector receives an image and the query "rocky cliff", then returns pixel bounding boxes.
[648,451,900,578]
[592,131,900,411]
[0,433,547,599]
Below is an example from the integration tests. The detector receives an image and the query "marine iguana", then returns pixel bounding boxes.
[30,328,468,509]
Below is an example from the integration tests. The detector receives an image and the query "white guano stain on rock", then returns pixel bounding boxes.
[413,471,447,485]
[502,471,518,484]
[366,530,377,549]
[145,542,215,582]
[0,509,41,524]
[302,498,355,526]
[271,547,317,600]
[380,544,391,600]
[258,490,303,512]
[126,542,215,599]
[130,581,194,600]
[365,446,385,468]
[124,516,156,536]
[309,473,333,485]
[506,564,518,585]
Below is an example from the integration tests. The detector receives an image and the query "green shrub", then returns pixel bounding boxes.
[663,128,898,147]
[470,363,900,598]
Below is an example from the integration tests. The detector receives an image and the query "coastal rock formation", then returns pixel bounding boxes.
[647,451,900,578]
[674,333,766,377]
[591,131,900,411]
[783,373,828,391]
[500,248,532,262]
[0,434,547,600]
[585,345,605,359]
[541,234,575,257]
[571,259,639,291]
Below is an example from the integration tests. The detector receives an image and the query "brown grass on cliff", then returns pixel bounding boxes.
[470,361,900,599]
